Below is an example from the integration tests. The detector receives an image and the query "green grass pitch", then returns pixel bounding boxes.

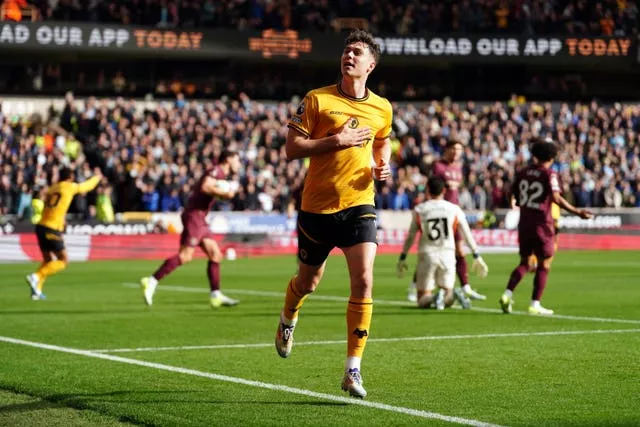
[1,250,638,426]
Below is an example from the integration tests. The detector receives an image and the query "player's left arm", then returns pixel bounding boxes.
[75,171,102,195]
[552,192,591,219]
[549,174,591,219]
[372,101,393,180]
[397,210,420,277]
[372,137,391,180]
[201,175,237,200]
[456,208,488,278]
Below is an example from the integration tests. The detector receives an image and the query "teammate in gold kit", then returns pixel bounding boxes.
[274,30,393,398]
[25,167,102,300]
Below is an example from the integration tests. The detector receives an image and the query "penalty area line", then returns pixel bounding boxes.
[121,283,640,325]
[91,328,640,354]
[0,335,502,427]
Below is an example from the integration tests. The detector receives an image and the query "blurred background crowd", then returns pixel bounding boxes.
[0,0,637,101]
[2,92,639,222]
[0,0,639,223]
[21,0,639,36]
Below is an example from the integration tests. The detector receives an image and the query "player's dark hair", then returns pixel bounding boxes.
[445,139,463,150]
[530,139,558,163]
[59,167,73,181]
[219,148,239,163]
[344,29,381,63]
[428,177,446,197]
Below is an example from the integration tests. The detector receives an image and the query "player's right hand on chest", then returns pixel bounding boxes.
[336,117,371,148]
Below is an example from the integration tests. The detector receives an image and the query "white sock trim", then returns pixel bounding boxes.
[280,311,297,327]
[346,356,361,372]
[504,289,513,298]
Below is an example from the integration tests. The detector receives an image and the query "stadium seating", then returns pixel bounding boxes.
[19,0,638,36]
[1,94,639,220]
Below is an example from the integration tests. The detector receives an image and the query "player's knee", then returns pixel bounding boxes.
[296,276,320,294]
[351,270,373,289]
[209,251,223,263]
[178,251,193,264]
[541,258,553,270]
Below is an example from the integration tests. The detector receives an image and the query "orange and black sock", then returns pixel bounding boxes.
[281,275,308,324]
[346,297,373,359]
[36,260,67,291]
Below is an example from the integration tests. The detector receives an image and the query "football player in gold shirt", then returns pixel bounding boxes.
[275,29,393,399]
[25,167,102,300]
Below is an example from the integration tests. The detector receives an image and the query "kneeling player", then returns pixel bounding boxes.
[140,149,241,308]
[406,140,486,303]
[500,140,591,315]
[397,177,489,309]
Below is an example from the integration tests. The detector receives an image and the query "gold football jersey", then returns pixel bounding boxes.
[40,177,101,231]
[288,84,392,214]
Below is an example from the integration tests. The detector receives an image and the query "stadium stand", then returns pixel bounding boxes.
[18,0,639,36]
[1,94,639,220]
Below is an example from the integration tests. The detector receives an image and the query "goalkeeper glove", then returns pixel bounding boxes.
[471,253,489,278]
[397,253,409,278]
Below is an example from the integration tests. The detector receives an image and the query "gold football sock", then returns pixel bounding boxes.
[282,275,308,323]
[36,260,67,290]
[346,297,373,358]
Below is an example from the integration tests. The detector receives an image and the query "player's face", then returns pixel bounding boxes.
[445,144,463,162]
[341,42,376,78]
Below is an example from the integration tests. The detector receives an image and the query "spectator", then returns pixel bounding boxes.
[604,181,623,208]
[32,0,635,36]
[96,184,116,223]
[161,188,182,212]
[142,183,160,212]
[459,186,474,211]
[472,185,487,210]
[392,185,411,210]
[1,93,640,218]
[16,183,32,220]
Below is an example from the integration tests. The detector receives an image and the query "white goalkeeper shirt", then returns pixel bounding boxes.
[401,198,480,256]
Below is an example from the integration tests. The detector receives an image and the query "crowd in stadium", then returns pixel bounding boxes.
[24,0,638,36]
[1,92,640,220]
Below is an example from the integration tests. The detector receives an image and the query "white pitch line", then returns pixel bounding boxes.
[470,307,640,324]
[0,335,502,427]
[91,328,640,354]
[122,283,640,324]
[122,283,407,306]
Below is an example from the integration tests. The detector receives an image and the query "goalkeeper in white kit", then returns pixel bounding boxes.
[397,177,489,309]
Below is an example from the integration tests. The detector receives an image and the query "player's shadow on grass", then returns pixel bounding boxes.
[0,391,347,413]
[0,400,60,413]
[0,309,149,315]
[392,306,475,315]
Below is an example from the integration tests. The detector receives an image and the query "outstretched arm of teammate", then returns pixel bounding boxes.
[285,122,371,160]
[552,192,592,219]
[75,169,102,194]
[201,176,237,200]
[372,137,391,181]
[397,211,420,278]
[456,208,488,278]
